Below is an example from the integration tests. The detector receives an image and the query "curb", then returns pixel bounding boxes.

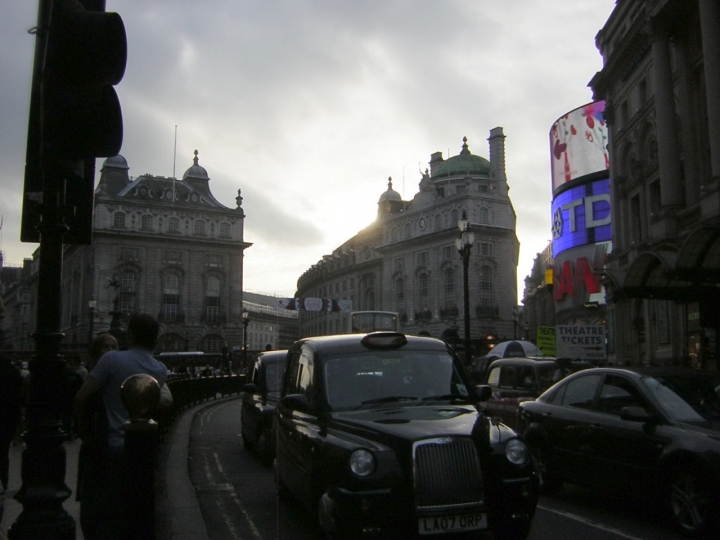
[156,395,240,540]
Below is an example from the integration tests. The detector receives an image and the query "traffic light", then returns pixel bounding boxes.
[21,0,126,244]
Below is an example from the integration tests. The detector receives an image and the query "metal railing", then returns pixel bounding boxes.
[155,373,246,439]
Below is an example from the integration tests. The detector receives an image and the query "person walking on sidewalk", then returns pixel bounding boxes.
[75,314,167,540]
[0,298,24,532]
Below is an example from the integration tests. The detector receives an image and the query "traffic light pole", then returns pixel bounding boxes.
[12,0,127,536]
[10,173,75,539]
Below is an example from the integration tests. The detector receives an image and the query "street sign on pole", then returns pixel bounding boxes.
[536,326,556,356]
[555,325,607,361]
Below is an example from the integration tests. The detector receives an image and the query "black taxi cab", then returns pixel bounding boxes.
[482,357,591,430]
[241,349,287,465]
[275,332,538,539]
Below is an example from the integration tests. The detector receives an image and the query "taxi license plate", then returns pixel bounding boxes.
[418,512,487,535]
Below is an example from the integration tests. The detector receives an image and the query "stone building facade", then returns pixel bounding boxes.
[295,130,519,353]
[589,0,720,367]
[56,151,252,353]
[521,243,557,344]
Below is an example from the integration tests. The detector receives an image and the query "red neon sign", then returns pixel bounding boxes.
[553,257,602,301]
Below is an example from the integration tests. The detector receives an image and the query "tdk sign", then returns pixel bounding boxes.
[551,178,611,257]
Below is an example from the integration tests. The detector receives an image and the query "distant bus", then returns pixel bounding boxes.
[348,311,400,333]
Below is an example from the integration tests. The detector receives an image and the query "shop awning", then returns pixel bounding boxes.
[675,225,720,283]
[620,250,697,300]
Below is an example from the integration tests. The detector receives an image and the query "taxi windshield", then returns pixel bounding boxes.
[324,351,467,410]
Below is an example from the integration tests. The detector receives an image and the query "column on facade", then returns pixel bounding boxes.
[699,0,720,180]
[649,17,684,208]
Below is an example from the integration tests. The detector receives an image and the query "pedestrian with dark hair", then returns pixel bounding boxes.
[87,333,118,372]
[75,333,119,506]
[75,314,167,540]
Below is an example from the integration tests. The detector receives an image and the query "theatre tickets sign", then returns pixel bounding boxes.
[556,325,607,361]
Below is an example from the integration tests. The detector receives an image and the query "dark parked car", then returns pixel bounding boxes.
[517,366,720,536]
[241,349,287,465]
[483,357,591,429]
[275,332,538,539]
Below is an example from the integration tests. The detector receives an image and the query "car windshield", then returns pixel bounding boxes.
[642,375,720,422]
[643,374,720,422]
[324,350,468,410]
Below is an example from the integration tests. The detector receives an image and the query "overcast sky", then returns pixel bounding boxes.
[1,0,616,299]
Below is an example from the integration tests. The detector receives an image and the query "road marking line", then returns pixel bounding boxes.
[213,452,224,474]
[228,490,264,540]
[537,505,645,540]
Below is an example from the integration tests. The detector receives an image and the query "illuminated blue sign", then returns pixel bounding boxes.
[551,178,611,257]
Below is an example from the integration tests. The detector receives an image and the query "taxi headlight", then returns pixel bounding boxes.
[505,438,528,465]
[350,449,376,477]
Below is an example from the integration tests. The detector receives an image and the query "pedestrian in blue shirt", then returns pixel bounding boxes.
[75,314,167,540]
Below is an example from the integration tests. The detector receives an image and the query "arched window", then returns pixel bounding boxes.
[396,278,405,311]
[199,334,222,353]
[219,222,231,238]
[404,223,411,239]
[168,217,180,233]
[113,212,126,228]
[444,267,455,307]
[434,214,441,229]
[119,270,136,313]
[365,290,375,311]
[141,214,154,230]
[479,265,493,309]
[163,274,180,322]
[159,333,184,352]
[205,276,221,323]
[418,273,429,308]
[450,209,458,226]
[194,220,206,235]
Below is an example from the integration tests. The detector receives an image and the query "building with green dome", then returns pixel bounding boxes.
[295,128,520,353]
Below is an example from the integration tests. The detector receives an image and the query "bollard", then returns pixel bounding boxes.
[121,374,161,540]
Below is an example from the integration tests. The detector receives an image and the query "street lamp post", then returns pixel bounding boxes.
[455,211,475,364]
[242,309,250,372]
[88,299,97,345]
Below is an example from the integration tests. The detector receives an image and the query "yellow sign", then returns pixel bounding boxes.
[536,326,556,356]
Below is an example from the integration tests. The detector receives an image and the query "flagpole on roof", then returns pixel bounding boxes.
[172,125,177,201]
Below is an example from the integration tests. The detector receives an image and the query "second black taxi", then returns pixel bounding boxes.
[482,357,591,429]
[275,331,538,539]
[241,349,288,466]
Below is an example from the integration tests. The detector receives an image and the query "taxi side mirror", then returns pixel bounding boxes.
[281,394,311,413]
[474,385,493,402]
[243,382,260,394]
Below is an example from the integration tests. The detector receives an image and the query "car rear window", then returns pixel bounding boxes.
[644,375,720,422]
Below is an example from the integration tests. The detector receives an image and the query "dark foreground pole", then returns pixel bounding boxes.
[122,374,161,540]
